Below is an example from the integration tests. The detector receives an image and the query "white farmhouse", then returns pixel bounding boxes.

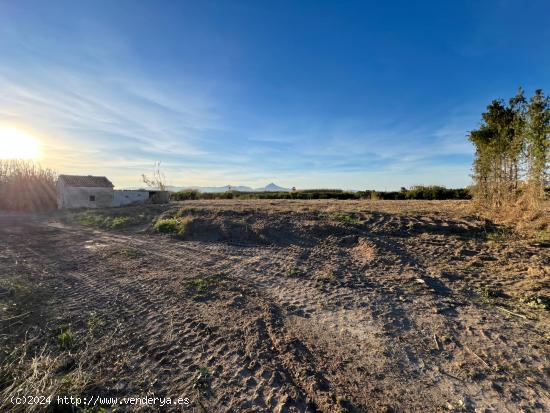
[57,175,114,209]
[57,175,170,209]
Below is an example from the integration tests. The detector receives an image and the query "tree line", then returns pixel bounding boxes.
[171,185,471,201]
[469,88,549,208]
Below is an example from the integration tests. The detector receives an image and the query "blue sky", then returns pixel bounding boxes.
[0,0,549,189]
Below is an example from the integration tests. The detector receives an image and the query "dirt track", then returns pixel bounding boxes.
[0,200,549,412]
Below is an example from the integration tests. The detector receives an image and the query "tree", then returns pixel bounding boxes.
[142,161,167,191]
[469,88,549,209]
[469,99,519,207]
[508,88,527,192]
[525,89,550,200]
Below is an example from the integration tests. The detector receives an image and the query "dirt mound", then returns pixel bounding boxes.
[350,238,377,265]
[153,207,492,252]
[161,208,354,246]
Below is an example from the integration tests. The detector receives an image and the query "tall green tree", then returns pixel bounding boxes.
[508,88,527,190]
[525,89,550,199]
[469,88,549,208]
[469,98,520,207]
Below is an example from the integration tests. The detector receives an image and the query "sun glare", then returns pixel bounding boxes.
[0,127,41,160]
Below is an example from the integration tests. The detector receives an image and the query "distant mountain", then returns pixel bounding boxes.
[122,184,358,193]
[192,185,255,193]
[258,183,291,192]
[159,183,291,193]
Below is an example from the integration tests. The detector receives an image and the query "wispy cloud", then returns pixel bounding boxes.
[0,8,478,190]
[0,58,476,189]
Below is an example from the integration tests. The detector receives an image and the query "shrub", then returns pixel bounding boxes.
[154,218,181,233]
[154,217,191,235]
[171,189,199,201]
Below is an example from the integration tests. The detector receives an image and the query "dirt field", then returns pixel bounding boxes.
[1,200,549,412]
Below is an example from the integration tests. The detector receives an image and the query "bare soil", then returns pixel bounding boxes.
[0,200,549,412]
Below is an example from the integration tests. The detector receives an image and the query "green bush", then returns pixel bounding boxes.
[171,190,199,201]
[154,217,192,235]
[154,218,181,233]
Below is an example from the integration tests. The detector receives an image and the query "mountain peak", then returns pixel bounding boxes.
[263,183,290,192]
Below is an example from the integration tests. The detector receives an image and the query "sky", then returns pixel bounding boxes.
[0,0,549,190]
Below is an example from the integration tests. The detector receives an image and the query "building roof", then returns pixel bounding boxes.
[58,175,114,188]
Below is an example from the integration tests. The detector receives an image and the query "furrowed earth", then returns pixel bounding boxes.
[0,200,549,412]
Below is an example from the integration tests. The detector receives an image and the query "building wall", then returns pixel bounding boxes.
[57,180,65,209]
[58,184,114,209]
[113,190,150,207]
[149,191,170,204]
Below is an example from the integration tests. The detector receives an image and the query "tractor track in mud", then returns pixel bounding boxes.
[5,220,360,411]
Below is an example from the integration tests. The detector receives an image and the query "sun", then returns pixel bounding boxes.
[0,127,41,160]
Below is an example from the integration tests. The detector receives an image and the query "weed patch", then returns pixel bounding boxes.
[535,230,550,243]
[76,212,107,227]
[193,367,213,399]
[87,312,105,334]
[0,275,48,334]
[335,213,360,224]
[118,248,141,258]
[480,287,505,300]
[57,328,75,349]
[187,274,224,300]
[57,368,89,397]
[76,212,143,229]
[486,227,516,243]
[522,295,550,311]
[8,279,34,297]
[110,216,131,228]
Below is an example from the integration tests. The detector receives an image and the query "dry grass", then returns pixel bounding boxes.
[0,160,57,212]
[472,194,550,239]
[0,338,89,412]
